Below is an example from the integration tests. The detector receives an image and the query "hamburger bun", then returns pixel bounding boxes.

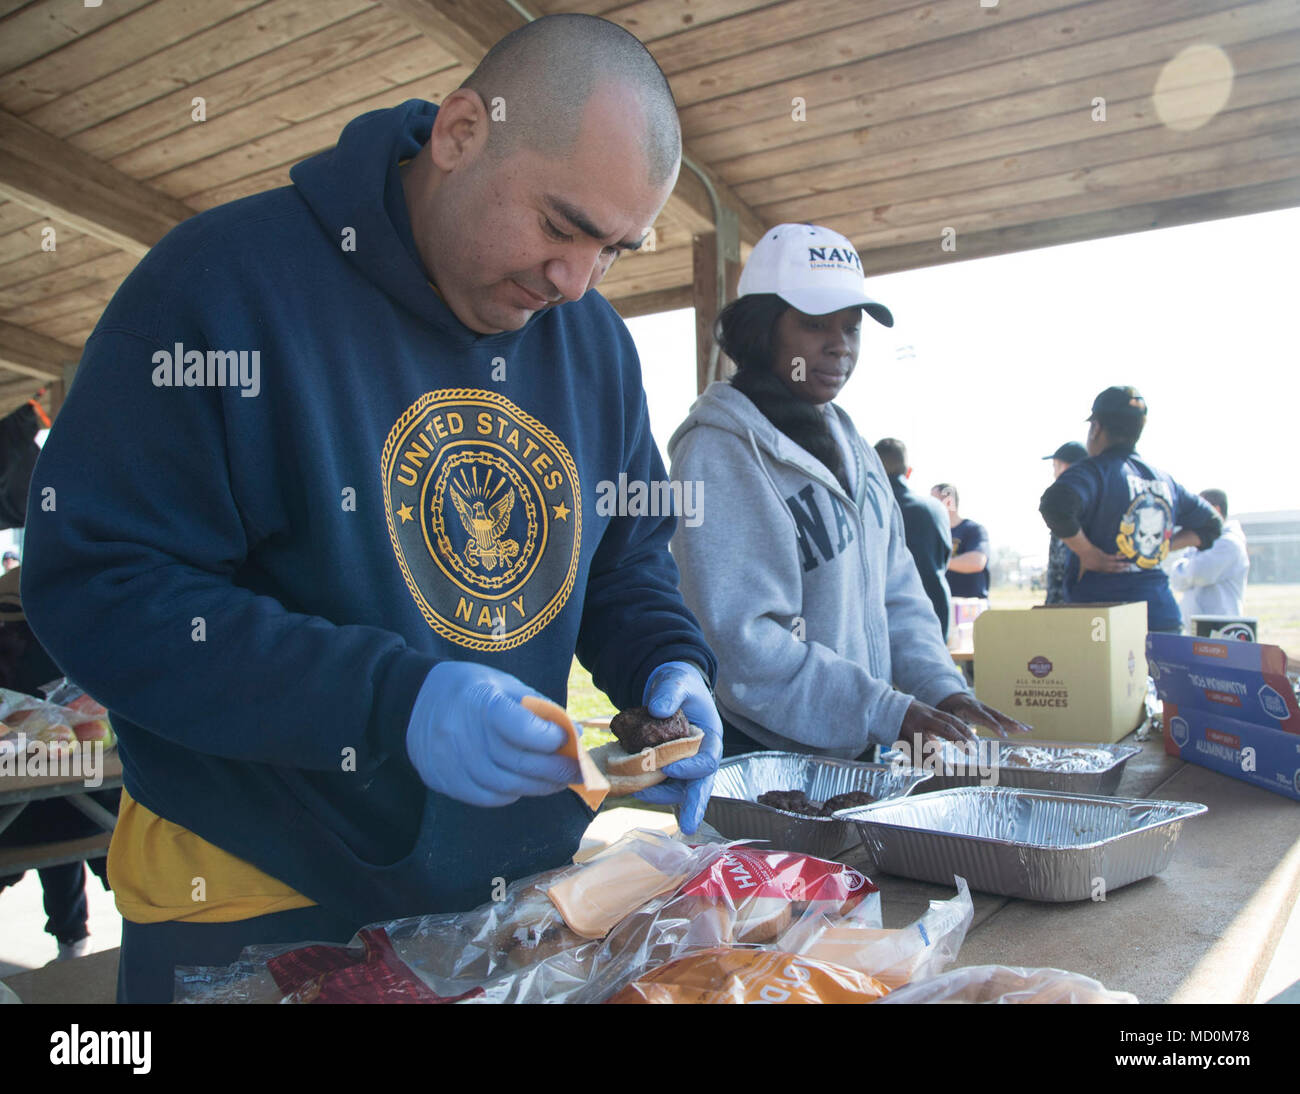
[682,894,793,945]
[589,725,705,795]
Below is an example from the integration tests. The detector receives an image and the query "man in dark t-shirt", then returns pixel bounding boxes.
[931,483,990,599]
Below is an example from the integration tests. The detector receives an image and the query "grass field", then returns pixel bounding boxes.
[569,582,1300,736]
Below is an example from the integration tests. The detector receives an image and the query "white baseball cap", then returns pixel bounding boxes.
[737,223,893,327]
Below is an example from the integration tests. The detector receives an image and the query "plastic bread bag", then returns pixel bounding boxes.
[389,828,718,1002]
[0,686,114,750]
[39,677,109,719]
[876,964,1138,1004]
[606,946,892,1004]
[651,846,881,952]
[605,877,975,1004]
[782,876,973,990]
[175,829,731,1004]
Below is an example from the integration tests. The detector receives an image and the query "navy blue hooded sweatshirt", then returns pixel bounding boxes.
[21,100,715,925]
[1039,446,1221,631]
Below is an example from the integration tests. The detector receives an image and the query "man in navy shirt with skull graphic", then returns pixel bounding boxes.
[1038,386,1222,634]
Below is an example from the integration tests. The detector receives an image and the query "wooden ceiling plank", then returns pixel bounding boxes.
[0,0,153,76]
[529,0,631,15]
[0,0,266,115]
[724,30,1300,193]
[596,262,696,298]
[695,13,1300,167]
[0,251,135,312]
[678,0,1276,137]
[23,0,377,140]
[559,0,770,43]
[757,94,1300,224]
[607,285,693,320]
[838,139,1300,248]
[0,229,114,284]
[24,300,112,342]
[0,317,75,381]
[596,245,694,285]
[115,41,448,180]
[0,200,46,235]
[0,219,94,268]
[651,0,929,76]
[671,0,1229,112]
[160,67,468,202]
[0,109,193,256]
[376,0,526,67]
[2,278,118,325]
[72,10,426,161]
[0,2,39,20]
[854,175,1300,276]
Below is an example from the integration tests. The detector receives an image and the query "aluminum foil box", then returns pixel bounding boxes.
[1162,702,1300,803]
[972,603,1147,742]
[1147,633,1299,735]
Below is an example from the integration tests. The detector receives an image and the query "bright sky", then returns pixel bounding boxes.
[628,205,1300,564]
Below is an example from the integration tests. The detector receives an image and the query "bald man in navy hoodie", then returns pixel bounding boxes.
[22,15,721,1002]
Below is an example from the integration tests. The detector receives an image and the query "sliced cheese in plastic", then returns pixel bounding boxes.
[545,838,691,939]
[522,695,608,811]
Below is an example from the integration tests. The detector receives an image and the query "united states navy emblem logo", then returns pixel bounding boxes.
[383,389,581,650]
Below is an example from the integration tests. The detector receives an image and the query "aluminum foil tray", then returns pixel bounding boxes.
[700,751,932,860]
[897,740,1143,795]
[842,787,1207,902]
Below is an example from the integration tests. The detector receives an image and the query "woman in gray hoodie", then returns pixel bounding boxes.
[668,224,1025,761]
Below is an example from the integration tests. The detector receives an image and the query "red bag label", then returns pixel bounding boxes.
[266,928,483,1004]
[682,849,874,905]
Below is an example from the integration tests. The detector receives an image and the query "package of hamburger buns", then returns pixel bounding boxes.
[655,847,881,953]
[606,945,892,1004]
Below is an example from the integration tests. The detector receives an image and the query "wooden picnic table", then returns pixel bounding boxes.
[0,750,122,874]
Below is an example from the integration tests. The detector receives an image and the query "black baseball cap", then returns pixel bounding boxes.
[1088,385,1148,421]
[1043,442,1088,463]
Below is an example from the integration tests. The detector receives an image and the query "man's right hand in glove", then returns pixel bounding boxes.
[405,662,580,807]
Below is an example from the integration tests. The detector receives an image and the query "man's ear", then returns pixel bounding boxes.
[905,467,913,479]
[428,88,490,173]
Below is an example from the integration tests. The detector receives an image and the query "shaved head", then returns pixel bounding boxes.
[460,13,681,190]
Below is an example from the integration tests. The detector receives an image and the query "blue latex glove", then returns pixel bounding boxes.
[632,661,722,834]
[405,662,580,808]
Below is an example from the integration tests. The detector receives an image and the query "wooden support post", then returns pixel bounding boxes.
[691,221,741,395]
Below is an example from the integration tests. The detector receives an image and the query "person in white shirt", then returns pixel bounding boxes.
[1169,488,1249,619]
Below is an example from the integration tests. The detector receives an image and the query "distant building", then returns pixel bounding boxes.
[1237,510,1300,584]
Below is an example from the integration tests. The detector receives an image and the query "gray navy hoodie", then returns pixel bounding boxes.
[668,382,970,758]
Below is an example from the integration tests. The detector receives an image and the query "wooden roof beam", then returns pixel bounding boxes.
[0,109,194,258]
[376,0,766,247]
[0,320,76,384]
[854,176,1300,277]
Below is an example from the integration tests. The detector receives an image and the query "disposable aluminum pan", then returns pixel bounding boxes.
[842,787,1207,902]
[700,752,932,859]
[897,740,1143,795]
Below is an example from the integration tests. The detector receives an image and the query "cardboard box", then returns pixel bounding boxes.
[1146,633,1298,733]
[972,602,1147,743]
[1149,633,1300,803]
[1162,702,1300,803]
[947,597,989,654]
